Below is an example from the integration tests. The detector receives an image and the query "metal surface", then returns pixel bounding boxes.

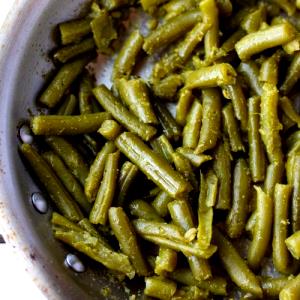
[0,1,128,299]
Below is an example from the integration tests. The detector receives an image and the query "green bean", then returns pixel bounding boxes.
[220,29,246,55]
[54,38,95,63]
[270,0,296,16]
[31,113,111,136]
[222,83,248,132]
[287,152,300,185]
[260,83,283,163]
[39,58,89,108]
[141,0,169,12]
[172,285,209,300]
[51,212,83,232]
[117,78,158,124]
[248,186,273,270]
[116,161,139,206]
[168,200,212,280]
[108,207,149,276]
[264,161,284,198]
[235,23,296,61]
[90,10,117,53]
[53,223,135,278]
[116,132,192,199]
[79,72,94,115]
[154,101,182,141]
[195,88,221,154]
[153,74,183,100]
[272,184,293,274]
[172,152,198,191]
[152,190,173,217]
[150,135,174,164]
[169,268,227,296]
[279,274,300,300]
[89,151,120,225]
[184,63,237,89]
[84,141,116,201]
[98,119,121,140]
[246,211,257,238]
[226,159,251,239]
[286,131,300,153]
[213,228,263,297]
[176,88,194,127]
[213,140,232,210]
[129,199,164,221]
[241,4,266,34]
[45,136,89,186]
[155,247,178,275]
[57,94,78,116]
[261,276,294,298]
[20,144,83,221]
[280,96,300,128]
[183,100,202,149]
[93,85,157,141]
[143,10,202,54]
[112,30,144,79]
[291,155,300,233]
[203,0,219,61]
[197,208,213,250]
[144,276,177,300]
[259,52,281,85]
[162,0,196,20]
[281,52,300,95]
[222,103,245,152]
[286,231,300,260]
[42,152,91,214]
[283,35,300,55]
[216,0,232,16]
[176,147,212,168]
[59,18,91,45]
[101,0,131,11]
[238,61,262,96]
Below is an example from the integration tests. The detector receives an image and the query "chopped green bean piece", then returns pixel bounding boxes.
[281,52,300,95]
[129,199,164,221]
[57,94,78,116]
[79,72,94,115]
[279,274,300,300]
[144,276,177,300]
[291,155,300,232]
[152,74,183,100]
[150,135,174,164]
[155,247,177,275]
[98,119,121,140]
[176,88,194,126]
[177,147,212,168]
[280,96,300,128]
[259,52,281,85]
[261,276,294,298]
[152,190,174,217]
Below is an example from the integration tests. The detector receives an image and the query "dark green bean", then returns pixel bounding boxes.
[152,190,174,217]
[101,0,131,11]
[93,85,157,141]
[280,96,300,128]
[57,94,78,116]
[79,72,94,115]
[281,52,300,95]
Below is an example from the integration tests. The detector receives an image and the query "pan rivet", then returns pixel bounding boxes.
[31,192,48,214]
[19,124,33,144]
[65,254,85,273]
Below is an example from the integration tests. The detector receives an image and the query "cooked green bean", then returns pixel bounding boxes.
[98,119,121,140]
[176,147,212,168]
[116,161,139,206]
[90,9,117,53]
[152,74,183,100]
[39,58,89,108]
[54,38,95,63]
[143,10,202,54]
[155,247,177,275]
[57,94,78,116]
[108,207,149,276]
[279,274,300,300]
[226,159,251,239]
[281,52,300,95]
[129,199,164,221]
[113,30,144,79]
[150,135,174,164]
[45,136,89,186]
[261,276,294,298]
[154,101,182,141]
[79,72,94,115]
[259,52,281,85]
[20,144,83,221]
[287,152,300,185]
[216,0,232,16]
[31,113,111,136]
[176,88,194,127]
[59,18,91,45]
[89,151,120,225]
[273,184,293,273]
[195,88,221,154]
[248,186,273,270]
[169,268,227,296]
[222,83,248,132]
[173,285,209,300]
[280,96,300,128]
[117,78,158,124]
[291,155,300,233]
[101,0,131,11]
[141,0,169,12]
[213,140,232,210]
[260,83,283,163]
[152,190,173,217]
[116,132,191,199]
[271,0,296,16]
[235,23,296,61]
[286,231,300,260]
[184,63,237,89]
[84,141,116,201]
[219,29,246,55]
[42,151,91,214]
[238,61,262,96]
[213,228,263,297]
[222,103,245,152]
[93,85,157,141]
[264,161,284,198]
[144,276,177,300]
[248,96,266,183]
[183,100,202,149]
[241,4,266,33]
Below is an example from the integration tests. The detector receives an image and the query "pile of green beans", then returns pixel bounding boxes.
[19,0,300,299]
